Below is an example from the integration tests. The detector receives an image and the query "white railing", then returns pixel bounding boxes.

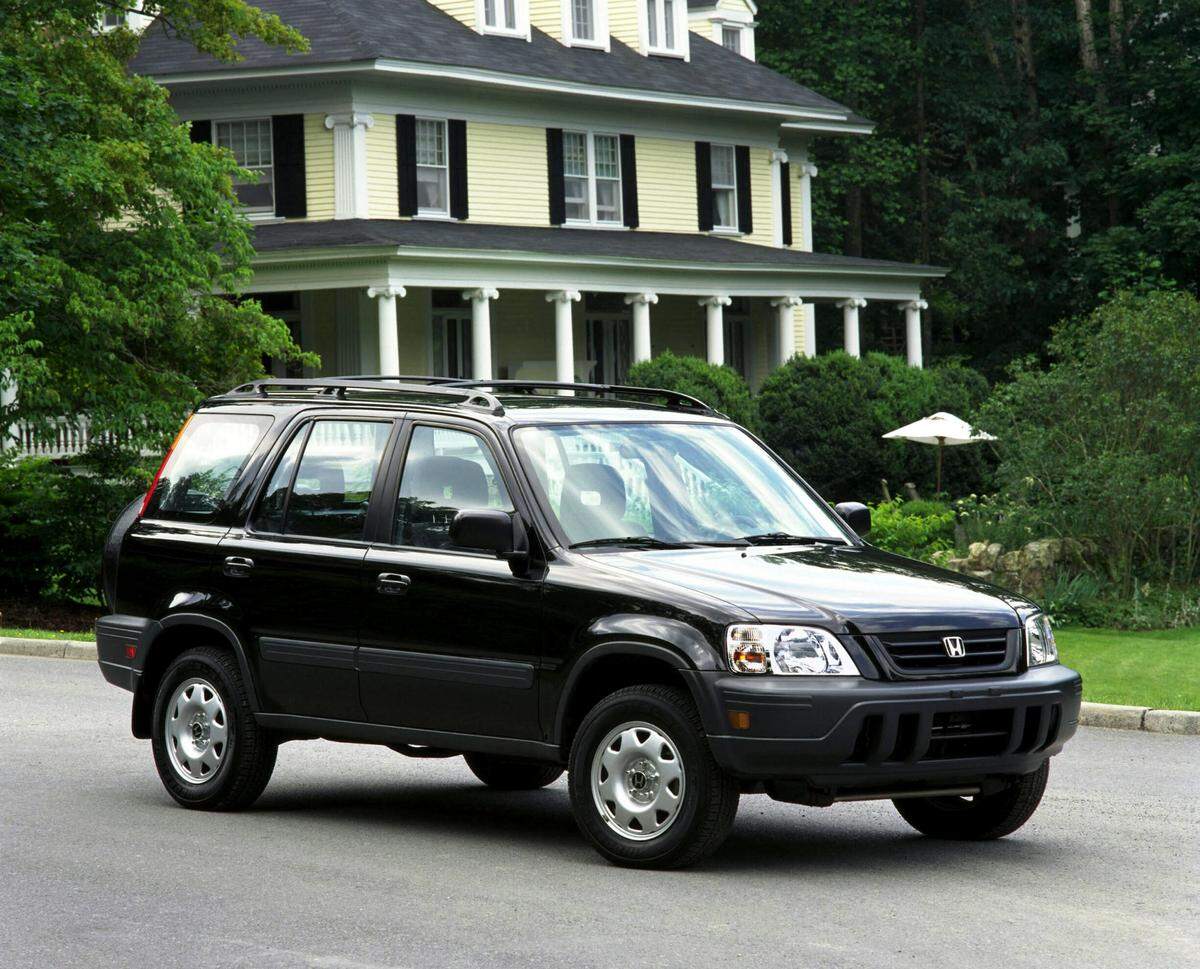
[5,418,133,460]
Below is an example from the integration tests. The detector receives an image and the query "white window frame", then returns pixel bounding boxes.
[561,0,610,50]
[562,130,624,228]
[642,0,688,59]
[475,0,531,39]
[415,117,451,219]
[212,117,276,218]
[710,143,739,233]
[720,25,742,54]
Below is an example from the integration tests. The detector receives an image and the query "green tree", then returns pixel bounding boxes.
[626,352,760,432]
[981,291,1200,589]
[0,1,312,453]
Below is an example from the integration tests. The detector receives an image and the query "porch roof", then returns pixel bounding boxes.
[250,219,946,278]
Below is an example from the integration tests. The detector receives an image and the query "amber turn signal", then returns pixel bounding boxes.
[727,710,751,731]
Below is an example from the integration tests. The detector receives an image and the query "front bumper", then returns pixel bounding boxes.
[685,664,1082,789]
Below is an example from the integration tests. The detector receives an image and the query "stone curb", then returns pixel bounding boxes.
[2,638,1197,735]
[0,637,97,660]
[1079,701,1200,736]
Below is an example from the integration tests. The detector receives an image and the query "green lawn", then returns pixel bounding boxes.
[1056,626,1200,711]
[0,627,96,642]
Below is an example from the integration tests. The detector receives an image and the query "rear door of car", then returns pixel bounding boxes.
[216,412,400,721]
[358,417,544,740]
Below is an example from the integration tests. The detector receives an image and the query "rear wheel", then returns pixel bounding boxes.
[893,761,1050,840]
[151,646,277,811]
[568,685,739,869]
[463,753,564,790]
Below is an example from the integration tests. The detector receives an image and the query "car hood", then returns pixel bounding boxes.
[593,544,1030,632]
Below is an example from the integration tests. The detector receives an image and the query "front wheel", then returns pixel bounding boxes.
[568,685,739,869]
[893,760,1050,840]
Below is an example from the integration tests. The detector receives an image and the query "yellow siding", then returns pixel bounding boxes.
[303,113,335,221]
[366,114,397,220]
[609,0,640,49]
[789,162,807,249]
[741,146,774,247]
[795,304,812,357]
[529,0,562,39]
[427,0,477,30]
[467,121,549,226]
[634,137,697,233]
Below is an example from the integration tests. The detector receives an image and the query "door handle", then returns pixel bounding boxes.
[223,556,255,578]
[376,572,411,595]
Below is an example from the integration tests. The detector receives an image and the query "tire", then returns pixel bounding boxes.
[463,753,564,790]
[568,685,739,869]
[893,760,1050,840]
[150,646,277,811]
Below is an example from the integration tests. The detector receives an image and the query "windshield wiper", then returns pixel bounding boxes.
[569,536,693,550]
[737,533,849,546]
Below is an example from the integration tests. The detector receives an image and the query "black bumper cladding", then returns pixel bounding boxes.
[692,664,1082,789]
[95,615,156,693]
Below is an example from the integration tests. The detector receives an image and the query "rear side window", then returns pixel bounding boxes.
[144,413,273,523]
[252,420,392,541]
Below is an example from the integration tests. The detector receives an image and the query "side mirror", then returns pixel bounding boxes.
[450,509,528,566]
[834,501,871,537]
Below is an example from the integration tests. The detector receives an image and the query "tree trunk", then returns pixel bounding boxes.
[915,0,931,265]
[965,0,1006,80]
[1108,0,1126,70]
[1009,0,1040,119]
[845,183,863,258]
[1074,0,1121,226]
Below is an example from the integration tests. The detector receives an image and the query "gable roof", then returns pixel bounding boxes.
[130,0,857,119]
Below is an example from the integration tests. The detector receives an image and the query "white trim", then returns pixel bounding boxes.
[561,0,610,50]
[475,0,532,40]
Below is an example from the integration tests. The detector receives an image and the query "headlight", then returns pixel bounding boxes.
[727,624,860,676]
[1025,613,1059,667]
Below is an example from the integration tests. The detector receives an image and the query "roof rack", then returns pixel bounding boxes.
[440,379,718,415]
[222,377,505,415]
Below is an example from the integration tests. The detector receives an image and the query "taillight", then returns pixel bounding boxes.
[139,416,193,518]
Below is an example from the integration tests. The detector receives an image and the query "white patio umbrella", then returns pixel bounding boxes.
[882,411,996,494]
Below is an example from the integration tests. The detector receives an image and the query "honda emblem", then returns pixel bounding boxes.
[942,636,966,658]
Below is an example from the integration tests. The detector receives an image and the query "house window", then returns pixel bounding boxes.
[416,119,449,216]
[721,26,741,53]
[572,0,595,40]
[214,119,274,212]
[710,144,737,231]
[100,8,126,29]
[481,0,524,34]
[563,131,622,225]
[645,0,679,52]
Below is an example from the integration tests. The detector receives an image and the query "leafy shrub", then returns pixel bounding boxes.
[626,352,760,432]
[0,450,148,603]
[952,492,1040,552]
[1042,571,1200,630]
[757,351,992,501]
[980,290,1200,589]
[865,497,955,561]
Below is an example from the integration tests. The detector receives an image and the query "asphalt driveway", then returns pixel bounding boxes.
[1,654,1196,969]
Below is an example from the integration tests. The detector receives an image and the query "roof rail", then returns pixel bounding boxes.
[222,377,505,415]
[441,379,718,415]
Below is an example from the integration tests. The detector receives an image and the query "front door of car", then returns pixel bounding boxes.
[217,416,398,721]
[359,419,543,740]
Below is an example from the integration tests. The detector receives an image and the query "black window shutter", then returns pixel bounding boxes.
[546,128,566,226]
[271,115,307,218]
[619,134,639,229]
[735,144,753,234]
[396,114,418,217]
[448,119,468,220]
[695,141,713,232]
[780,160,793,246]
[189,119,211,144]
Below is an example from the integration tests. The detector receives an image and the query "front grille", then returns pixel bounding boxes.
[844,702,1064,765]
[870,628,1015,677]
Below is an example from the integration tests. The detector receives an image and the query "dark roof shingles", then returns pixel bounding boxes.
[130,0,850,114]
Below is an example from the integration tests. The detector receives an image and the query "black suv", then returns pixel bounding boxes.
[97,377,1081,868]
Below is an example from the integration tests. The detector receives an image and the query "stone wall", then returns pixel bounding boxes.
[931,537,1094,597]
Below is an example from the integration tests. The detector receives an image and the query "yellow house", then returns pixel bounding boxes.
[130,0,943,387]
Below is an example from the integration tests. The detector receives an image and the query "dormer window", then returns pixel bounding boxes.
[478,0,529,37]
[214,118,275,214]
[644,0,686,56]
[721,25,741,53]
[565,0,608,48]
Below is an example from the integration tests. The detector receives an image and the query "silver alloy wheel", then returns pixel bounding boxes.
[165,677,229,785]
[590,720,685,842]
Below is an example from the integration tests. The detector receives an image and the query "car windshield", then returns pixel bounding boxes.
[513,421,849,548]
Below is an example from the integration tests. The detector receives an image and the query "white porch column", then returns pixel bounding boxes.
[545,290,581,385]
[464,287,499,379]
[624,292,658,363]
[797,159,818,251]
[0,370,15,450]
[325,112,374,220]
[769,297,803,367]
[838,297,867,358]
[699,295,732,366]
[770,150,789,247]
[900,299,928,368]
[367,286,406,376]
